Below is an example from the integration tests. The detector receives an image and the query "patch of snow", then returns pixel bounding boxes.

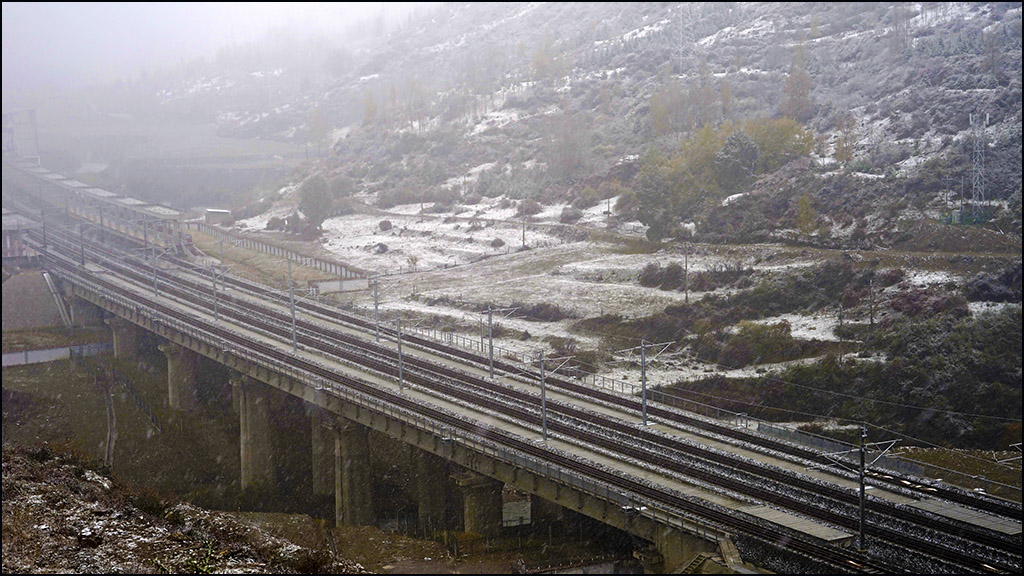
[904,270,956,287]
[748,313,841,342]
[968,301,1021,316]
[722,193,746,207]
[698,16,775,47]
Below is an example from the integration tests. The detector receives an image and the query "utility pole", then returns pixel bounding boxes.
[684,246,690,304]
[641,340,648,426]
[211,262,219,321]
[288,258,297,352]
[838,303,844,364]
[859,426,867,552]
[79,222,86,266]
[397,317,404,391]
[616,340,672,426]
[539,351,548,442]
[812,430,896,555]
[373,279,380,342]
[869,278,875,327]
[488,307,494,378]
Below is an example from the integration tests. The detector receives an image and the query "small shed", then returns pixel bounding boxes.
[205,208,233,225]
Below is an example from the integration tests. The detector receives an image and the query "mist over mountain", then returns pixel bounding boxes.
[5,2,1022,243]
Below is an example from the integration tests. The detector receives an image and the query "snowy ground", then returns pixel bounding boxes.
[231,192,1006,390]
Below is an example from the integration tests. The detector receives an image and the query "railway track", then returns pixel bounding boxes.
[29,222,1022,573]
[31,231,907,574]
[169,237,1022,521]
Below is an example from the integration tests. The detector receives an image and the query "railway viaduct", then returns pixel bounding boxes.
[8,158,1023,575]
[60,265,720,573]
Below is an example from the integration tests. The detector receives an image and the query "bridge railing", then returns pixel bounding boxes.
[52,265,721,537]
[185,221,366,280]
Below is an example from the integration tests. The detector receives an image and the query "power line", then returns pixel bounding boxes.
[657,385,1021,471]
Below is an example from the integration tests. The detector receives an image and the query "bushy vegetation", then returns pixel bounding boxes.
[964,263,1023,303]
[669,306,1022,449]
[717,321,813,368]
[633,119,814,241]
[638,260,755,292]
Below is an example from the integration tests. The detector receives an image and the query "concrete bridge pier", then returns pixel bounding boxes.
[311,409,334,496]
[310,408,335,510]
[334,418,375,527]
[105,317,141,360]
[415,450,449,535]
[455,471,503,537]
[158,343,198,410]
[234,377,278,497]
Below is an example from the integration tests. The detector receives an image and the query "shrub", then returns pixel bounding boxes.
[560,206,584,223]
[491,238,506,249]
[517,198,543,216]
[638,263,663,287]
[718,321,801,368]
[378,219,393,231]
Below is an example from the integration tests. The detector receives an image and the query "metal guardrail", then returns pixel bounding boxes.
[52,266,718,540]
[185,221,365,280]
[2,342,112,367]
[406,319,1024,501]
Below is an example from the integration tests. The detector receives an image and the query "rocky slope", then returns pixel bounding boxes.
[1,442,365,574]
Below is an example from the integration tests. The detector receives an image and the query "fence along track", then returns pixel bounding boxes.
[33,225,1020,573]
[37,228,898,574]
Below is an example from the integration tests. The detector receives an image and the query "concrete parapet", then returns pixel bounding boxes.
[334,418,374,527]
[159,343,198,410]
[455,471,503,537]
[105,317,141,360]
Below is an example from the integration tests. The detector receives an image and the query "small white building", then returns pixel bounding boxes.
[205,208,233,225]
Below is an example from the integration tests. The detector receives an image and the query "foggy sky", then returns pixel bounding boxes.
[2,2,425,96]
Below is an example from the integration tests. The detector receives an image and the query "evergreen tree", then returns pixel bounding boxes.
[781,45,813,121]
[299,175,333,232]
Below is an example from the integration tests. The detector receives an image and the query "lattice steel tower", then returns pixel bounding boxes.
[970,113,988,220]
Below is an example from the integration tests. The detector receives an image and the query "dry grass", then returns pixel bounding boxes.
[192,231,330,289]
[893,446,1022,502]
[1,326,110,353]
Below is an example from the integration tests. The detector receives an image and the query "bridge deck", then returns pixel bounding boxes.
[908,499,1021,535]
[169,264,1016,536]
[140,262,856,545]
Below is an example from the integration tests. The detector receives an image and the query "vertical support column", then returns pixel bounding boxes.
[234,377,277,495]
[416,450,448,535]
[310,408,334,499]
[158,343,198,410]
[455,472,503,537]
[105,317,141,360]
[334,418,374,527]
